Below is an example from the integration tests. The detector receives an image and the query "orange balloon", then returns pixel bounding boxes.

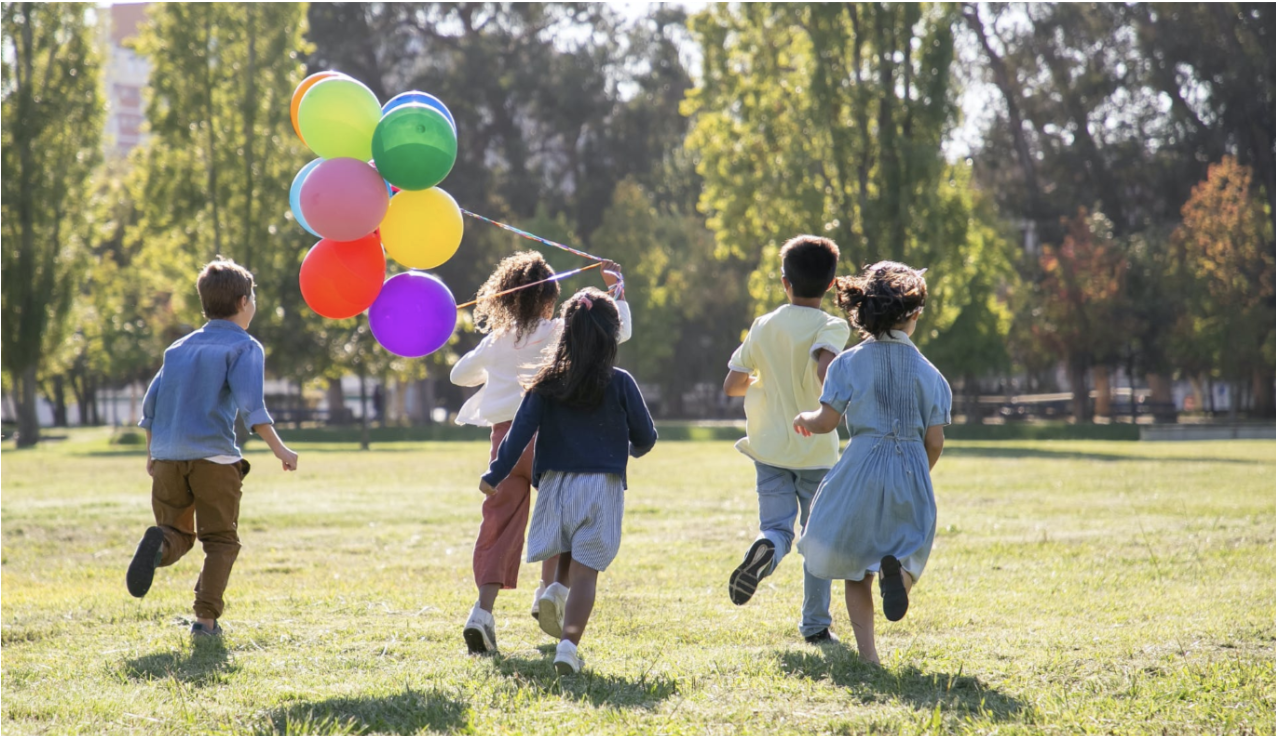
[290,71,344,142]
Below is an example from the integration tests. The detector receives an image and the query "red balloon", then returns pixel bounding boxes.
[299,233,387,319]
[298,158,389,242]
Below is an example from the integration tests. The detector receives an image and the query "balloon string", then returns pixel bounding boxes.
[456,262,605,310]
[460,209,605,262]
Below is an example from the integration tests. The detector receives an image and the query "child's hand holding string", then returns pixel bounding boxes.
[479,479,497,496]
[600,260,624,299]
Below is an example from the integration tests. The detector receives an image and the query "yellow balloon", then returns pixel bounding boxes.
[380,188,464,270]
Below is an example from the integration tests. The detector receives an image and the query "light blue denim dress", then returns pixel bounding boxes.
[798,330,952,582]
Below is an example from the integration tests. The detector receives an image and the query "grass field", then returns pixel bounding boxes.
[3,429,1274,735]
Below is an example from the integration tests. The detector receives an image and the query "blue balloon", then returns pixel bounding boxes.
[382,91,456,133]
[290,158,323,237]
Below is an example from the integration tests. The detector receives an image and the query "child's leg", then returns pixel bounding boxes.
[562,558,599,645]
[473,424,536,612]
[796,469,832,638]
[188,461,245,628]
[755,463,801,567]
[845,576,879,665]
[541,556,565,588]
[150,461,197,565]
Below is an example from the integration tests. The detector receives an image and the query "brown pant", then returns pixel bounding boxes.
[151,459,247,620]
[473,422,537,589]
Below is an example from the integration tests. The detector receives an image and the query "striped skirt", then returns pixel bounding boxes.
[526,471,625,572]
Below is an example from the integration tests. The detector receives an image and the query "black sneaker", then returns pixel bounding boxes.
[126,527,165,598]
[879,555,909,622]
[728,538,776,605]
[804,628,840,645]
[190,621,223,638]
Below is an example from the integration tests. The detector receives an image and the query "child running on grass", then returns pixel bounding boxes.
[723,235,851,644]
[793,261,951,666]
[452,252,629,654]
[127,258,298,638]
[480,287,656,674]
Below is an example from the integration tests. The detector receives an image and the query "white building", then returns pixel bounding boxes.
[101,3,150,158]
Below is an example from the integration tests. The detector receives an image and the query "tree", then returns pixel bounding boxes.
[129,3,322,384]
[684,4,1013,375]
[1023,210,1130,421]
[1172,157,1276,417]
[1,3,103,446]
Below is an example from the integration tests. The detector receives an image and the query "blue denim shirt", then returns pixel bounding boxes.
[139,320,274,461]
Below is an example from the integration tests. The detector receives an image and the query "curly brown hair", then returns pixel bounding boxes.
[834,261,928,339]
[527,287,620,408]
[473,251,561,343]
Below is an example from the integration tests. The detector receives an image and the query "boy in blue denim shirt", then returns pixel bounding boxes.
[127,258,298,637]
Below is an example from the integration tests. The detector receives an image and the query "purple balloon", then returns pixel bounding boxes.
[368,272,457,357]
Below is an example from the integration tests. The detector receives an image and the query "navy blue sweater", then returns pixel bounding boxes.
[482,369,657,489]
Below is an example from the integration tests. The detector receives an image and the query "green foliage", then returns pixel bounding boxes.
[1,3,104,445]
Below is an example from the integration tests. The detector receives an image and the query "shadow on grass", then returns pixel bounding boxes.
[123,638,235,684]
[943,445,1259,464]
[254,687,468,735]
[778,647,1028,722]
[493,653,679,709]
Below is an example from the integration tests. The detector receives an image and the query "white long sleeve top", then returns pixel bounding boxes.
[450,300,633,427]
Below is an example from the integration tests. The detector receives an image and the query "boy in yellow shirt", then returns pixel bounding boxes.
[723,235,850,643]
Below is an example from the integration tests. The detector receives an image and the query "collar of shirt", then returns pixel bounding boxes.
[869,329,914,346]
[202,319,247,334]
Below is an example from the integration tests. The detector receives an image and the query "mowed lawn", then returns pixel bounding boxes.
[3,430,1274,735]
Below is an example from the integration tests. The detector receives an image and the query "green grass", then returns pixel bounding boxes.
[3,429,1274,735]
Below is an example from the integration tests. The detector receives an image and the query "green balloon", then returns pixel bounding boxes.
[371,104,458,191]
[298,78,381,161]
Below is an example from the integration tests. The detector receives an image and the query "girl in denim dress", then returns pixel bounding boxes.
[793,262,951,666]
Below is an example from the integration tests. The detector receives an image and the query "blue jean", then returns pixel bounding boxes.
[755,461,832,637]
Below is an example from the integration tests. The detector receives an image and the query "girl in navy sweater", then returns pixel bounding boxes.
[481,287,657,674]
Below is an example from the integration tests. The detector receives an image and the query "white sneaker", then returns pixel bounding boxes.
[537,582,569,639]
[553,639,583,675]
[462,604,497,654]
[530,583,546,620]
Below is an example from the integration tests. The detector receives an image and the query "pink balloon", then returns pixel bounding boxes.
[298,158,390,242]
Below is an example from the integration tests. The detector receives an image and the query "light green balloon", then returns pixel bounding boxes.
[298,77,381,161]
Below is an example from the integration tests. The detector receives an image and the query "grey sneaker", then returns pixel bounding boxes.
[190,621,223,638]
[463,605,497,654]
[553,639,583,675]
[127,527,165,598]
[728,538,776,605]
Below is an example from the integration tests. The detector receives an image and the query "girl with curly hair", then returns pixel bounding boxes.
[792,261,952,666]
[452,252,629,655]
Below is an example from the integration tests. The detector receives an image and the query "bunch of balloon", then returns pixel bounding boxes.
[288,72,462,358]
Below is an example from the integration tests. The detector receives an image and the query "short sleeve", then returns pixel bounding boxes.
[818,354,854,415]
[928,372,953,427]
[727,323,758,373]
[811,316,851,359]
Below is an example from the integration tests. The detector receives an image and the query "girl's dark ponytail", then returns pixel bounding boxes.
[527,288,620,408]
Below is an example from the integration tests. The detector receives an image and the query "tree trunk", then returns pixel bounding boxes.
[1068,358,1091,423]
[1228,380,1240,422]
[1253,367,1275,419]
[326,378,348,424]
[1093,365,1112,419]
[15,365,41,448]
[1146,372,1176,424]
[358,369,370,450]
[50,374,68,427]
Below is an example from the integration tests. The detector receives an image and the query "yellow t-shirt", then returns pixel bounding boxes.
[728,304,851,470]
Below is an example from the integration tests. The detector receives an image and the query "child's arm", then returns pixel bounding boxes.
[140,369,162,476]
[480,391,544,494]
[723,369,752,397]
[253,423,298,471]
[816,348,838,384]
[623,374,658,458]
[794,403,842,436]
[145,429,154,476]
[450,337,490,387]
[924,425,944,471]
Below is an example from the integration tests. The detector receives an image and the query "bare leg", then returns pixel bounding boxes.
[544,555,568,588]
[555,552,572,586]
[561,559,599,646]
[477,583,501,613]
[845,576,880,666]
